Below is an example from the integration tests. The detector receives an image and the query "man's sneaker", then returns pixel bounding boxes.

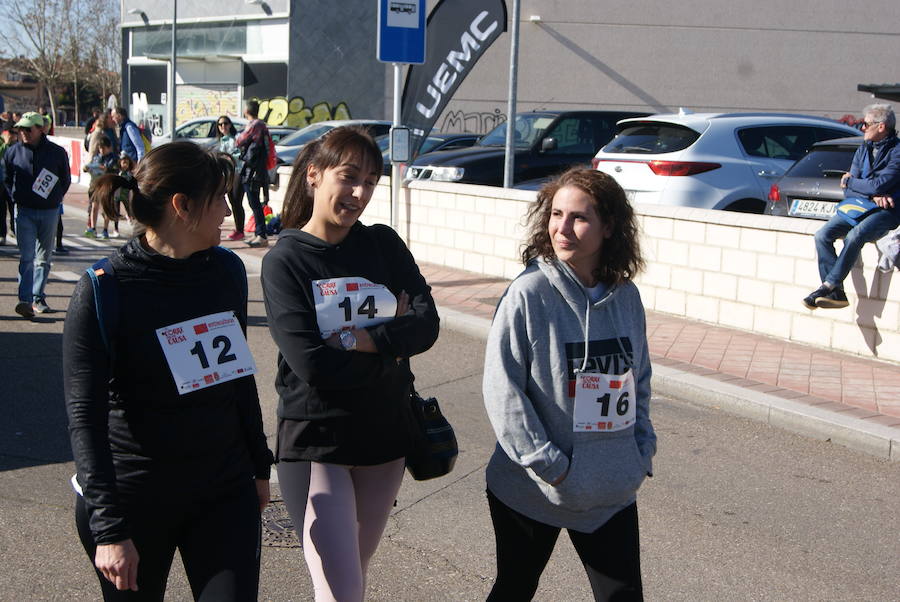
[111,229,120,238]
[227,230,245,241]
[101,230,109,240]
[816,288,849,309]
[55,245,70,255]
[247,235,269,248]
[32,299,51,314]
[83,228,96,238]
[15,301,34,319]
[802,285,832,309]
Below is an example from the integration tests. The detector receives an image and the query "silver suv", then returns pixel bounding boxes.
[593,112,859,213]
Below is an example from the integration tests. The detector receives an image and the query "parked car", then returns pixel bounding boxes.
[376,132,480,176]
[406,110,650,186]
[268,126,299,145]
[765,136,862,220]
[593,112,860,213]
[152,116,248,148]
[270,119,392,187]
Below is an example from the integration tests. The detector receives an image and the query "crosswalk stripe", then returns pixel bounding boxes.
[52,270,82,282]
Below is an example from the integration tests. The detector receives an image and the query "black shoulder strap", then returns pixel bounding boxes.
[86,257,120,358]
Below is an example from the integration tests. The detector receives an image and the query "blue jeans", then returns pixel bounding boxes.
[814,210,900,287]
[15,206,59,303]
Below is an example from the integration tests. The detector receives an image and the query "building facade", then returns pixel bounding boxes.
[121,0,899,136]
[120,0,389,135]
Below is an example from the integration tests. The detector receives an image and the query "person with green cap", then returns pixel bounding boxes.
[3,111,71,318]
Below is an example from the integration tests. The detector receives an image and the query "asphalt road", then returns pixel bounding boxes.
[1,215,898,601]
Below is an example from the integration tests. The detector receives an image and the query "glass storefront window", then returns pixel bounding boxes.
[132,22,247,57]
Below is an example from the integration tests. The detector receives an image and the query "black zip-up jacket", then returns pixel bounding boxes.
[64,239,273,544]
[261,223,440,465]
[3,134,71,209]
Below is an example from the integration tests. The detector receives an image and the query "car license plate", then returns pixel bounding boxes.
[789,198,836,220]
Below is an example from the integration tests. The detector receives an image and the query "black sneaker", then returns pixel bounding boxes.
[55,246,69,255]
[15,301,34,319]
[816,288,849,309]
[802,285,831,309]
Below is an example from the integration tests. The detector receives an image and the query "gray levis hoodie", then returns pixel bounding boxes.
[483,257,657,533]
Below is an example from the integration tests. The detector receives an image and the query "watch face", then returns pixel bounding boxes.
[340,330,356,350]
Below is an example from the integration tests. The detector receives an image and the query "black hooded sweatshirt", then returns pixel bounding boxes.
[261,223,440,465]
[64,238,273,544]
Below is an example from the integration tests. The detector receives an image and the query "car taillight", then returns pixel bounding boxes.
[768,183,781,202]
[647,161,721,176]
[591,157,600,169]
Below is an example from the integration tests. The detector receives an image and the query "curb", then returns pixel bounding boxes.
[434,305,900,462]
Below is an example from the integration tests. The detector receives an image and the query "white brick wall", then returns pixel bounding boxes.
[274,174,900,364]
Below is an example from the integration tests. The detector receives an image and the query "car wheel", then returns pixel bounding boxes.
[724,198,766,214]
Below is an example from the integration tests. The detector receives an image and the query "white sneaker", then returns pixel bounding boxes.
[247,235,269,248]
[111,230,120,238]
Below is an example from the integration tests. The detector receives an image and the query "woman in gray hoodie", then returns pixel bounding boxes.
[483,167,656,601]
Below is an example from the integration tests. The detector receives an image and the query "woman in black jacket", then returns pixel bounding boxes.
[261,126,439,602]
[64,141,273,600]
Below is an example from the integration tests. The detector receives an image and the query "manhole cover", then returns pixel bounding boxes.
[262,498,301,548]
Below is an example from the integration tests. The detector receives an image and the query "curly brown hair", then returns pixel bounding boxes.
[521,167,644,284]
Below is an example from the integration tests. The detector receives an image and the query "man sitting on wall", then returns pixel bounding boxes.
[803,104,900,309]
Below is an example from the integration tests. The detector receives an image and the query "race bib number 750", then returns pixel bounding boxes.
[312,276,396,337]
[155,311,257,395]
[32,168,59,199]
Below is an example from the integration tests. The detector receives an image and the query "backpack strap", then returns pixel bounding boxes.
[86,257,119,359]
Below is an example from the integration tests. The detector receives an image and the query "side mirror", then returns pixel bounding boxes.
[541,137,557,152]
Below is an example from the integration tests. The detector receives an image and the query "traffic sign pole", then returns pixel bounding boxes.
[377,0,426,231]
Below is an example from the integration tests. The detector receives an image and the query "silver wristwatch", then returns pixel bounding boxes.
[339,330,358,351]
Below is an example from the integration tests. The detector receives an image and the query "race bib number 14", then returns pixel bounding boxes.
[312,276,397,337]
[156,311,257,395]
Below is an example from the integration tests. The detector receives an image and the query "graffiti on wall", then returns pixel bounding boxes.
[438,108,505,134]
[175,85,240,125]
[253,96,352,128]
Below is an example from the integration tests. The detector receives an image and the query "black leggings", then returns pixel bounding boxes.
[0,187,13,237]
[486,489,643,602]
[75,482,261,601]
[228,179,245,233]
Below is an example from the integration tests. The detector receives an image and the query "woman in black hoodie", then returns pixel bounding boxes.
[64,141,273,600]
[261,126,439,601]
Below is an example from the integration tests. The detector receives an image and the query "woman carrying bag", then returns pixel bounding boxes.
[261,126,440,602]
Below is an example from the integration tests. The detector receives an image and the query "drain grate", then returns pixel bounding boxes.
[261,498,301,548]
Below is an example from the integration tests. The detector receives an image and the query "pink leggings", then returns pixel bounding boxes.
[277,458,406,602]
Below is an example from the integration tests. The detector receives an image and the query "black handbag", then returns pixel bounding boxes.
[405,389,458,481]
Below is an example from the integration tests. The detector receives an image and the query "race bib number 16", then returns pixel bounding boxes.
[312,276,397,337]
[573,369,636,432]
[156,311,257,395]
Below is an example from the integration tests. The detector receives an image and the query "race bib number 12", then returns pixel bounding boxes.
[156,311,257,395]
[312,276,397,337]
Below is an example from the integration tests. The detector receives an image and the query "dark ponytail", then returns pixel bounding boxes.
[94,174,136,222]
[280,126,383,230]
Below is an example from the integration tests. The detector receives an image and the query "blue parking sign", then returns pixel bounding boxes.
[377,0,426,64]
